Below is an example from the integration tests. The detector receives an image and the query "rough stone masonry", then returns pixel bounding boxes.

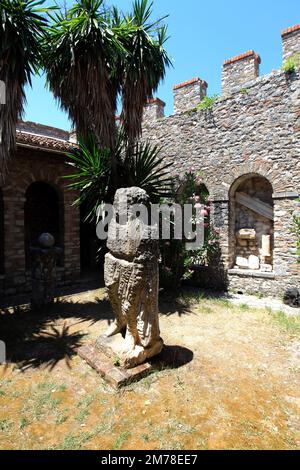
[142,24,300,297]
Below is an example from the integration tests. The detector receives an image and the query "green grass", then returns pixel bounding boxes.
[271,310,300,336]
[75,408,90,423]
[56,422,115,450]
[113,431,131,450]
[240,303,250,311]
[0,419,12,432]
[19,417,29,430]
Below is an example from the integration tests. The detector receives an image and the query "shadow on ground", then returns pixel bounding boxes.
[0,296,113,371]
[152,345,194,370]
[0,285,219,372]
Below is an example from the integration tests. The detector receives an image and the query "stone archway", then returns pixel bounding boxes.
[0,188,4,274]
[229,174,274,272]
[24,182,64,267]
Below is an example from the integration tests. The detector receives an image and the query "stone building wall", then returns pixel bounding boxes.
[0,145,80,298]
[282,24,300,61]
[222,51,260,96]
[142,25,300,297]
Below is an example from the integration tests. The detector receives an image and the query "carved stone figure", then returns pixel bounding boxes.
[96,187,163,369]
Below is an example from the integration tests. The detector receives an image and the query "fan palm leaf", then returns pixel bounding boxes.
[121,0,172,146]
[43,0,124,152]
[0,0,49,179]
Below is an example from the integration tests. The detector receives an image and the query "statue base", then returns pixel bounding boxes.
[77,338,154,389]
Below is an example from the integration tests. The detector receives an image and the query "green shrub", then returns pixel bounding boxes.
[282,54,300,73]
[159,170,220,289]
[197,95,219,111]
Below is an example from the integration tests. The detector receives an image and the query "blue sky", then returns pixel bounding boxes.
[24,0,300,130]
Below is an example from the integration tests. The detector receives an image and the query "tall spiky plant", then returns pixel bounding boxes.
[0,0,49,179]
[43,0,124,152]
[43,0,171,173]
[121,0,171,146]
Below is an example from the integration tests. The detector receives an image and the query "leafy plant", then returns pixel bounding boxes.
[65,132,173,222]
[160,169,220,289]
[0,0,51,177]
[240,88,248,94]
[197,94,219,111]
[282,54,300,74]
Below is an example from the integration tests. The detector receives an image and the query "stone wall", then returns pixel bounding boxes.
[222,51,260,95]
[282,24,300,62]
[0,146,80,298]
[142,26,300,297]
[173,78,207,114]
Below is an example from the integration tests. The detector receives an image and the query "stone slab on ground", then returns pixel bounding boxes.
[77,343,153,389]
[225,293,300,316]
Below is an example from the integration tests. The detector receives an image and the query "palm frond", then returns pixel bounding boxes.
[0,0,50,178]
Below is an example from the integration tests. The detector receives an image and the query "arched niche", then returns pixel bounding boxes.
[229,174,274,272]
[24,181,64,267]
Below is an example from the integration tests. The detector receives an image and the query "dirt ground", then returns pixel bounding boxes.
[0,287,300,450]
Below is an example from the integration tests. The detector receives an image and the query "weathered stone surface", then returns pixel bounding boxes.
[142,59,300,296]
[236,256,249,269]
[237,229,256,240]
[77,343,153,388]
[249,255,260,271]
[102,187,163,369]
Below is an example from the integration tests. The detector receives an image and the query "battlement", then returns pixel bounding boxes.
[144,23,300,119]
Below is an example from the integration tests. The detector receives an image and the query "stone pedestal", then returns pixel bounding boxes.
[30,233,62,308]
[77,340,153,389]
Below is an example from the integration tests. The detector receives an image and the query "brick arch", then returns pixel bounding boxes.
[224,161,293,194]
[228,172,274,198]
[16,171,63,197]
[228,173,274,270]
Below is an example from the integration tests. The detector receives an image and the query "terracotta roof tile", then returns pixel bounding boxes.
[16,130,76,153]
[223,50,261,66]
[281,24,300,37]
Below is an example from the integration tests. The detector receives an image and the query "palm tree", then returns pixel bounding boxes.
[0,0,49,178]
[43,0,171,180]
[120,1,171,146]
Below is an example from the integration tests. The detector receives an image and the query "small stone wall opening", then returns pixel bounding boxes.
[0,189,4,274]
[24,182,64,268]
[229,175,274,273]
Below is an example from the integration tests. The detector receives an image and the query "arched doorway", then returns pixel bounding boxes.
[24,182,63,267]
[0,189,4,274]
[229,174,274,272]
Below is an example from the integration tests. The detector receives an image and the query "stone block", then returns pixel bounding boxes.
[249,255,260,270]
[77,343,153,389]
[236,229,256,240]
[236,256,249,268]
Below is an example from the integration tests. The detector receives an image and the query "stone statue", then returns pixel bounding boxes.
[96,187,163,369]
